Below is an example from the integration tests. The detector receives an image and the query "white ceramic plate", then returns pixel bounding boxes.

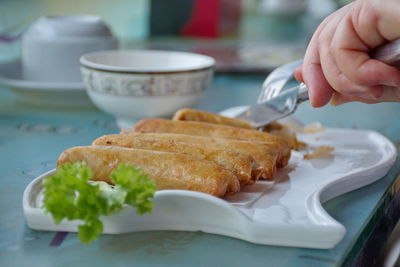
[0,59,92,107]
[22,118,397,249]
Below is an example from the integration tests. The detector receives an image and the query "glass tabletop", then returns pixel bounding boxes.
[0,74,399,266]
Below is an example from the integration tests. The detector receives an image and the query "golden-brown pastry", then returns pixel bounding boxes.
[173,109,300,151]
[93,134,255,186]
[173,108,252,129]
[120,131,283,180]
[131,119,290,168]
[57,146,240,197]
[262,122,300,150]
[133,118,284,143]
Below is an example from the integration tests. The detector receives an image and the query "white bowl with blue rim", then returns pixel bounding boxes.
[80,50,215,128]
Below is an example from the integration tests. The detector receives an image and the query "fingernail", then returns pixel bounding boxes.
[353,92,376,99]
[329,98,342,106]
[294,69,303,82]
[352,88,384,99]
[383,82,396,87]
[329,95,345,106]
[382,81,400,87]
[370,85,384,98]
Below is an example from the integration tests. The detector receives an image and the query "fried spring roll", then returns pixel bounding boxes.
[131,119,290,169]
[262,122,300,150]
[120,131,282,180]
[173,108,252,129]
[57,146,240,197]
[133,118,283,143]
[173,109,299,150]
[93,134,255,186]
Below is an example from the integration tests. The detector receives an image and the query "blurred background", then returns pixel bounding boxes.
[0,0,345,73]
[5,1,400,266]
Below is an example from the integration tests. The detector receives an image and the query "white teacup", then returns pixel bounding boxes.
[22,15,118,83]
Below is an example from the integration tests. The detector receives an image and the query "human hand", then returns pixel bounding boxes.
[295,0,400,107]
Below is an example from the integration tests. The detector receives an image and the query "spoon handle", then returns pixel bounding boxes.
[370,38,400,67]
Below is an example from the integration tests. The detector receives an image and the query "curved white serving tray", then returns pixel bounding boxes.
[23,128,397,249]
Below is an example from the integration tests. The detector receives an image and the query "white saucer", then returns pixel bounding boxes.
[0,59,92,107]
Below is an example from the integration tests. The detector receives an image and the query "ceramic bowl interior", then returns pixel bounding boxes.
[80,50,215,72]
[80,50,215,128]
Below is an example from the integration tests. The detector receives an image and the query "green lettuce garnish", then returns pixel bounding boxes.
[42,162,156,244]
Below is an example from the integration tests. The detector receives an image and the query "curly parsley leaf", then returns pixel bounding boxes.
[42,162,156,244]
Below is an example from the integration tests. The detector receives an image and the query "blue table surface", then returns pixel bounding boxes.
[0,74,399,267]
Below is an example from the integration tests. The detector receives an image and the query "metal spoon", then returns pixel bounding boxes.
[235,39,400,128]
